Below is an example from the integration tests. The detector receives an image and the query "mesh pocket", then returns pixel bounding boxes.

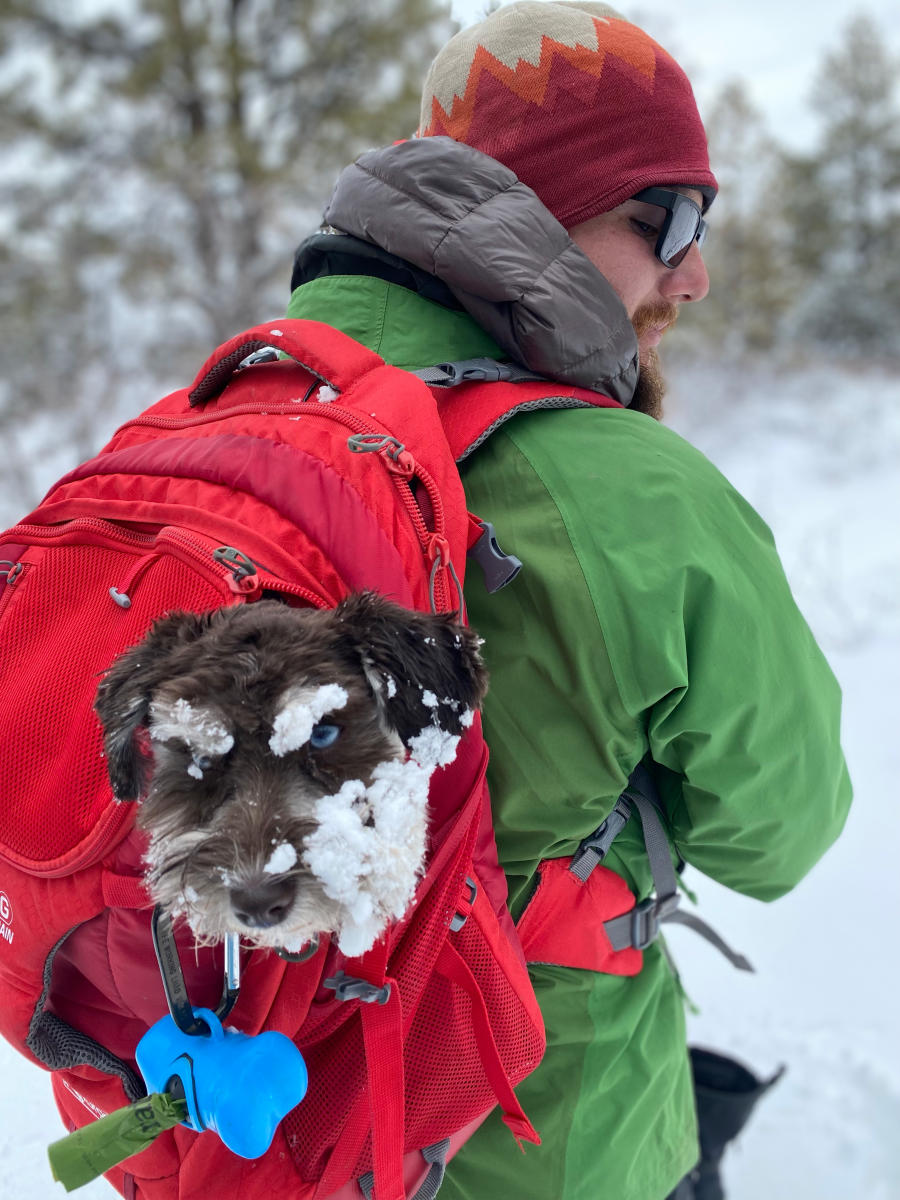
[403,896,545,1150]
[281,816,544,1188]
[0,540,228,872]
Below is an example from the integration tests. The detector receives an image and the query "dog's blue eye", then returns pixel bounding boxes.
[310,723,341,749]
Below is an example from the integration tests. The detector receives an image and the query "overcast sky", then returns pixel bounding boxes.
[447,0,900,151]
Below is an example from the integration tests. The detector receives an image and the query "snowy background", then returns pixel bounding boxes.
[2,0,899,1196]
[1,360,896,1199]
[666,361,900,1200]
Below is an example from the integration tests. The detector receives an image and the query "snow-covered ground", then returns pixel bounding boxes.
[0,360,897,1198]
[665,360,900,1200]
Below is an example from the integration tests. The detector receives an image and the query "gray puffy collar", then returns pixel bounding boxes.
[324,137,638,405]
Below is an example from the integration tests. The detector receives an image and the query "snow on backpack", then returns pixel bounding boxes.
[0,319,630,1200]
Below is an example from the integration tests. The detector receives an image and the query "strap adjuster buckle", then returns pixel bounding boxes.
[570,796,632,879]
[629,893,681,951]
[449,877,478,931]
[324,971,391,1005]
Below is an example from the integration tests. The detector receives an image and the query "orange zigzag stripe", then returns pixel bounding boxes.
[424,19,659,139]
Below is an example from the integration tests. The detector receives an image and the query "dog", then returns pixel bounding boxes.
[94,592,488,957]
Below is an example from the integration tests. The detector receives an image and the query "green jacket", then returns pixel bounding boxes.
[288,140,851,1200]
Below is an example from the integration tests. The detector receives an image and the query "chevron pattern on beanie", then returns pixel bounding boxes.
[422,8,658,139]
[418,1,716,228]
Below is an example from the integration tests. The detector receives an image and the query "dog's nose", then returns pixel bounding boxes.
[230,879,295,928]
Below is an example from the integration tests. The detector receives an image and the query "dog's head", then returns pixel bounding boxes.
[95,592,487,956]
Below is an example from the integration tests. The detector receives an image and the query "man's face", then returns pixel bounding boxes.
[568,187,709,417]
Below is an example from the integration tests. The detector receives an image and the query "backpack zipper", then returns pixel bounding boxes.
[120,402,455,610]
[0,559,30,622]
[4,518,327,610]
[347,435,453,611]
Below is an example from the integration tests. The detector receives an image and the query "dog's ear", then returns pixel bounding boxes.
[95,610,212,799]
[333,592,488,745]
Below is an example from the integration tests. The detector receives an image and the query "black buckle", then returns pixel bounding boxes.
[468,521,522,594]
[324,971,391,1005]
[434,359,503,385]
[573,797,632,868]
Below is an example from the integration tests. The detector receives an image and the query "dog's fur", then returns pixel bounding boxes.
[95,593,487,956]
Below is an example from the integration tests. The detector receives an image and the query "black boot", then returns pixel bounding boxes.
[667,1047,784,1200]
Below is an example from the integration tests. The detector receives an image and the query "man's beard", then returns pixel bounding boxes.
[631,347,666,420]
[629,301,678,420]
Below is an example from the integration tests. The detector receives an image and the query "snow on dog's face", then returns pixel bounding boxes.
[94,593,487,955]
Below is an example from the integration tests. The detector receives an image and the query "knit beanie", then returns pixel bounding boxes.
[418,1,717,228]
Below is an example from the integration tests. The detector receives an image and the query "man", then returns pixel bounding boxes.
[287,3,851,1197]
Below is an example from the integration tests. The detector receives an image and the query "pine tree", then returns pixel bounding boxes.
[780,15,900,358]
[0,0,455,519]
[669,81,789,357]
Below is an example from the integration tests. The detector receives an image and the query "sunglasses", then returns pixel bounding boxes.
[632,187,708,269]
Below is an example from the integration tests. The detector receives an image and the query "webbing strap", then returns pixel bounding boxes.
[361,979,405,1200]
[571,765,754,971]
[435,941,540,1146]
[413,359,545,388]
[652,909,754,972]
[625,788,681,911]
[569,766,677,900]
[358,1139,451,1200]
[313,936,397,1200]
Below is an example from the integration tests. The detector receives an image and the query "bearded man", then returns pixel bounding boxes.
[286,3,851,1197]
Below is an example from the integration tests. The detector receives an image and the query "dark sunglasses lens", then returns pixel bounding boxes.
[661,199,701,267]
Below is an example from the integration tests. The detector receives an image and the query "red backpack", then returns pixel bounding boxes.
[0,320,620,1200]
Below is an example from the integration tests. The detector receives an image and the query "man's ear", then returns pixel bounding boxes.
[94,610,212,799]
[332,592,488,745]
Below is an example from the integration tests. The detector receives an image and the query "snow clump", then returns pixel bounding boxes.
[302,722,463,956]
[269,684,348,756]
[149,698,235,774]
[264,842,299,875]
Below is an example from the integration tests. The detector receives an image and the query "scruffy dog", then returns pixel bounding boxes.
[94,593,487,957]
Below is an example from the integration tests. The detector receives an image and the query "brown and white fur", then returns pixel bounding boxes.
[94,593,487,957]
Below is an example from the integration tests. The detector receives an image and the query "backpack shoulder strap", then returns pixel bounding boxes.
[414,361,623,464]
[571,764,754,972]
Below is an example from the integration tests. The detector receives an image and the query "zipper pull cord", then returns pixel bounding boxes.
[427,536,465,618]
[1,560,24,584]
[212,546,261,597]
[109,552,160,609]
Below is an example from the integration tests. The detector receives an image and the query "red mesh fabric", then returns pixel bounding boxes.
[282,803,475,1181]
[0,539,230,873]
[281,780,544,1189]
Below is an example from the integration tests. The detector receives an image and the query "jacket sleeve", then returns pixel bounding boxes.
[562,413,852,900]
[467,408,852,905]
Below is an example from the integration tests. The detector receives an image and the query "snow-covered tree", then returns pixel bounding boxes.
[0,0,455,517]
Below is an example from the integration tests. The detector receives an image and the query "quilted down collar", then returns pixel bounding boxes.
[323,137,639,405]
